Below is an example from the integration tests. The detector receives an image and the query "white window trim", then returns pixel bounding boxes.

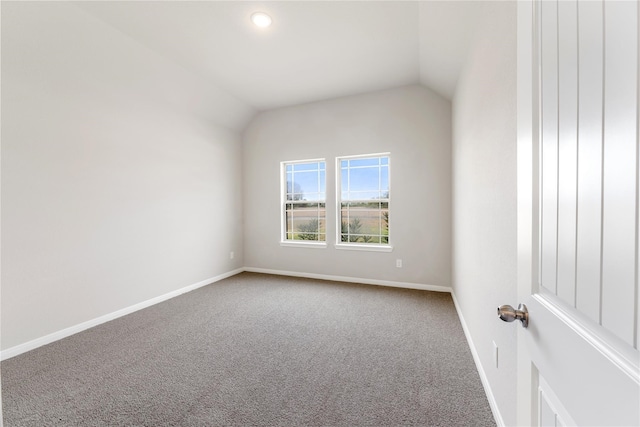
[281,241,327,248]
[335,152,392,251]
[280,158,327,246]
[334,243,393,252]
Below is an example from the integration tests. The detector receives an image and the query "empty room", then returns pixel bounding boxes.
[1,1,639,426]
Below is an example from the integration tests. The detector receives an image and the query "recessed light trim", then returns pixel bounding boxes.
[251,12,272,28]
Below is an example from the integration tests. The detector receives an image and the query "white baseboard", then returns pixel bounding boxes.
[243,267,452,293]
[0,268,244,361]
[450,291,504,427]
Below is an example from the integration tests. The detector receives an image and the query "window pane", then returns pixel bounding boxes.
[284,203,325,240]
[286,179,303,200]
[285,172,293,200]
[349,158,380,168]
[319,170,326,194]
[341,169,348,193]
[381,166,389,191]
[347,209,381,233]
[293,170,319,196]
[349,167,379,193]
[293,162,320,172]
[347,190,380,201]
[292,213,325,241]
[290,202,325,211]
[292,215,317,229]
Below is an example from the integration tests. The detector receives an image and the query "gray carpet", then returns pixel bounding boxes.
[2,272,495,426]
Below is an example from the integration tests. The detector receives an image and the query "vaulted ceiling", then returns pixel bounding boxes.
[76,1,485,112]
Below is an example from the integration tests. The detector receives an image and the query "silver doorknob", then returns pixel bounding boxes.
[497,303,529,328]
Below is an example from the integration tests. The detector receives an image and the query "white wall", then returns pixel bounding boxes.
[1,2,252,352]
[243,85,451,287]
[451,2,517,425]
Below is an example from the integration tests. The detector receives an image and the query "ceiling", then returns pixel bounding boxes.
[76,1,485,112]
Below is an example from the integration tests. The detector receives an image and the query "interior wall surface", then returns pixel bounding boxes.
[243,85,452,287]
[1,2,248,351]
[451,2,518,425]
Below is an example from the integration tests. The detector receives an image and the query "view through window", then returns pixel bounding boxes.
[337,154,390,245]
[282,160,326,242]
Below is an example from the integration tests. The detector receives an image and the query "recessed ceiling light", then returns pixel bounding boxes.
[251,12,272,28]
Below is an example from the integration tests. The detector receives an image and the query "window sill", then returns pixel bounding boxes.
[334,243,393,253]
[280,241,327,249]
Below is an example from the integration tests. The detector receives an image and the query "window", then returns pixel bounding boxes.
[281,159,326,244]
[337,154,390,248]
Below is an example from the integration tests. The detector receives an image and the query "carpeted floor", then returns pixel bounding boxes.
[2,272,495,426]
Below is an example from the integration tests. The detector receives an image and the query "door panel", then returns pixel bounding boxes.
[540,0,559,295]
[517,1,640,425]
[528,292,639,426]
[539,376,576,427]
[637,0,640,349]
[601,0,638,346]
[539,0,639,348]
[539,394,557,427]
[575,0,604,326]
[557,0,578,307]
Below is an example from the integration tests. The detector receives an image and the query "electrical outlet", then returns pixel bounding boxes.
[396,259,402,268]
[493,341,499,368]
[230,251,235,260]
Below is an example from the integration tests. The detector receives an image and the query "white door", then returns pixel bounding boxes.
[516,0,640,426]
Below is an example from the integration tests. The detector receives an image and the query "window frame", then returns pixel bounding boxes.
[280,158,327,248]
[335,153,392,252]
